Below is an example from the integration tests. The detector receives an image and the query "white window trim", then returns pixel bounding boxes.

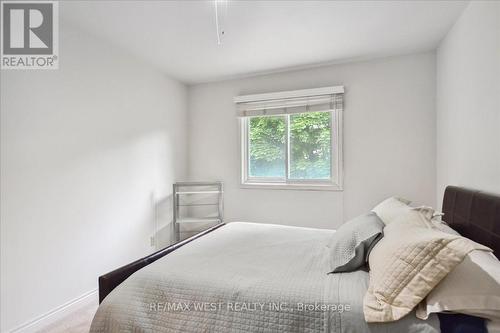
[239,109,343,191]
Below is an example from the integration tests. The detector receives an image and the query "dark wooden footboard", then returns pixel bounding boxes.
[98,223,225,303]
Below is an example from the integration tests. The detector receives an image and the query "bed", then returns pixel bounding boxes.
[91,186,500,332]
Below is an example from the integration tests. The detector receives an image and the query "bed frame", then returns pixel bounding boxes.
[98,185,500,304]
[98,223,225,303]
[442,186,499,257]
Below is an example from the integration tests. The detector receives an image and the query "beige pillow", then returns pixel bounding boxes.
[416,248,500,321]
[363,209,492,323]
[371,197,411,225]
[431,220,460,235]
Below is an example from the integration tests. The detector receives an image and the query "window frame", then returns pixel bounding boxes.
[240,109,343,191]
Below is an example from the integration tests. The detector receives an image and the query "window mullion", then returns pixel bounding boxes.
[246,118,251,182]
[285,114,290,182]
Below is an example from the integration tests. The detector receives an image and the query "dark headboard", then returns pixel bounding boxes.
[442,186,500,257]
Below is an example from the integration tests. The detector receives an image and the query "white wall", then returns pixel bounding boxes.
[436,1,500,208]
[188,52,437,229]
[0,21,188,332]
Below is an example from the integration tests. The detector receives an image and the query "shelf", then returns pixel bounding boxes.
[173,182,223,241]
[178,203,219,207]
[175,181,223,186]
[176,191,221,194]
[176,217,222,224]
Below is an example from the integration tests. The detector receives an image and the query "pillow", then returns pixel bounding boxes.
[416,249,500,321]
[387,205,437,229]
[327,212,384,273]
[371,196,411,225]
[363,209,492,323]
[432,220,460,235]
[372,196,438,227]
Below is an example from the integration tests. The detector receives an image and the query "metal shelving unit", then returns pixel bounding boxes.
[173,181,223,241]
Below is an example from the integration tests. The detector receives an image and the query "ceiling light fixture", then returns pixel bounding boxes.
[214,0,227,45]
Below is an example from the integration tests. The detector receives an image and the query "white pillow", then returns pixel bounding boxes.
[417,246,500,321]
[363,208,491,323]
[371,196,436,226]
[432,220,460,235]
[371,197,411,225]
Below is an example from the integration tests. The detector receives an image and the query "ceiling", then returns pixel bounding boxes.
[61,1,468,84]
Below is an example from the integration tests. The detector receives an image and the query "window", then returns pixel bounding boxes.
[236,86,343,190]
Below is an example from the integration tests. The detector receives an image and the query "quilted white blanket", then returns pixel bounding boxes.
[90,222,440,333]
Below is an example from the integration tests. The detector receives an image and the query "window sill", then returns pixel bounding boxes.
[240,182,343,191]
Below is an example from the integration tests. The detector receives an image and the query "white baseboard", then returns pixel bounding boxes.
[8,289,98,333]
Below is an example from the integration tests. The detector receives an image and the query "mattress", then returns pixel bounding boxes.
[90,222,440,332]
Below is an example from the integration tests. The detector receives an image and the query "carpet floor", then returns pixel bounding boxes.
[38,302,98,333]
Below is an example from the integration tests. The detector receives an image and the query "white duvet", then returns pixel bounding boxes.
[90,222,440,333]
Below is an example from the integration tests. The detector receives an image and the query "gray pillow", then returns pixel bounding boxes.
[328,212,384,273]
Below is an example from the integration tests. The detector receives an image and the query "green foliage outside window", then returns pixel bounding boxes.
[249,116,286,178]
[248,112,331,179]
[290,112,331,179]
